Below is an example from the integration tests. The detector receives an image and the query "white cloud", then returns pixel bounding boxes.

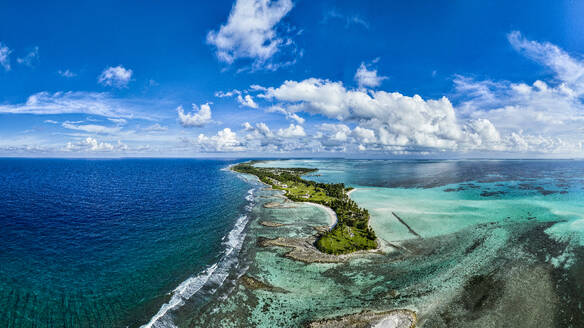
[195,128,245,151]
[144,123,168,132]
[315,123,352,151]
[251,31,584,155]
[207,0,294,68]
[43,119,59,124]
[454,32,584,154]
[65,137,127,152]
[58,69,76,78]
[353,126,376,144]
[319,123,350,142]
[177,103,212,127]
[237,94,258,108]
[0,91,143,118]
[461,118,503,150]
[98,65,133,88]
[255,122,272,136]
[215,88,259,108]
[277,123,305,137]
[254,30,584,156]
[260,78,351,119]
[242,122,254,131]
[215,89,242,98]
[0,42,12,71]
[107,118,127,125]
[354,62,387,88]
[260,78,461,149]
[17,46,39,67]
[508,31,584,94]
[62,121,122,134]
[243,121,274,139]
[266,105,304,123]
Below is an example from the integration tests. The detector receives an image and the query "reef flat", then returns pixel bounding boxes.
[182,159,584,327]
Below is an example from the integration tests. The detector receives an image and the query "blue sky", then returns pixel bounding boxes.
[1,0,583,157]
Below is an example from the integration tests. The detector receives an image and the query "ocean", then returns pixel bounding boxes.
[0,159,254,327]
[2,158,584,327]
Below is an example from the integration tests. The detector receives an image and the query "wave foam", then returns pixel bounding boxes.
[141,188,254,328]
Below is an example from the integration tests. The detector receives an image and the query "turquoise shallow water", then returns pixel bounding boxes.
[4,159,583,327]
[257,159,584,248]
[188,159,584,327]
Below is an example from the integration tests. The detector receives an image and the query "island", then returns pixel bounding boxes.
[232,162,377,254]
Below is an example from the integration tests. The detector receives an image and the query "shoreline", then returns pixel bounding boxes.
[346,187,358,197]
[231,163,379,254]
[227,163,411,326]
[230,163,339,228]
[304,202,338,228]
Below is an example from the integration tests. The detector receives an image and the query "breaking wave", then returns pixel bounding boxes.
[141,188,254,328]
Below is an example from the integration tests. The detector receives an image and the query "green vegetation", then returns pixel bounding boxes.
[232,162,377,254]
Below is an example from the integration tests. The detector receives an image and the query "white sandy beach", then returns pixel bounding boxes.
[305,202,338,228]
[305,189,358,229]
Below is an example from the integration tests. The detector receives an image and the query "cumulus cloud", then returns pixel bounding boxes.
[249,31,584,155]
[195,128,245,151]
[252,28,584,156]
[177,103,213,127]
[98,65,133,88]
[315,123,353,151]
[181,121,313,153]
[215,88,259,108]
[353,126,376,144]
[260,78,461,149]
[354,62,387,88]
[319,123,350,142]
[65,137,127,152]
[277,123,305,137]
[0,42,12,71]
[216,87,307,123]
[237,94,258,108]
[207,0,295,69]
[455,31,584,153]
[265,105,304,123]
[242,122,254,130]
[215,89,242,98]
[243,121,273,138]
[17,46,39,67]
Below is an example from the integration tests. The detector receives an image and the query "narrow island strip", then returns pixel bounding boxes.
[232,162,378,254]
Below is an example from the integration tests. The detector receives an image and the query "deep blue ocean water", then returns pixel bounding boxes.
[0,159,251,327]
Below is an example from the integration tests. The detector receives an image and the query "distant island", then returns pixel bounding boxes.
[232,162,377,254]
